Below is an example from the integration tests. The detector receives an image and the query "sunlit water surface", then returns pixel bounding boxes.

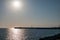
[0,28,60,40]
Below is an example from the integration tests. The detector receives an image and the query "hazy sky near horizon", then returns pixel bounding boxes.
[0,0,60,28]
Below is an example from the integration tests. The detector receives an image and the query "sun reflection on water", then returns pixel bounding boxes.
[8,28,25,40]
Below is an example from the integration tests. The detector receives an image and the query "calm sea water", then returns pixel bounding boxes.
[0,28,60,40]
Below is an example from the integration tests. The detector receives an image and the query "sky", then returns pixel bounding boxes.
[0,0,60,28]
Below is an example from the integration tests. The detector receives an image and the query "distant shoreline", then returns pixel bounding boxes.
[14,27,60,29]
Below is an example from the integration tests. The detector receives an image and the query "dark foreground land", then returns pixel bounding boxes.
[39,33,60,40]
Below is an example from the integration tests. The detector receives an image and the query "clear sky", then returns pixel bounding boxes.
[0,0,60,28]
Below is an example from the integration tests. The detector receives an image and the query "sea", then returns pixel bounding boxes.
[0,28,60,40]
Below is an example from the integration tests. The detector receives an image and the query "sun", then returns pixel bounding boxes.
[12,0,23,9]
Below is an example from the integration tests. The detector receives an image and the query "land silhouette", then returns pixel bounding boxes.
[39,33,60,40]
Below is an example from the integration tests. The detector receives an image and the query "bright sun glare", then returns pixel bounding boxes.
[12,0,23,9]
